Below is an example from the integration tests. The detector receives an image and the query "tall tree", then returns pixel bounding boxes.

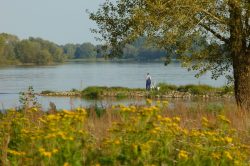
[75,43,97,59]
[0,33,19,64]
[90,0,250,110]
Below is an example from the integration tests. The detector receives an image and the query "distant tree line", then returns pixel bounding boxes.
[0,33,207,65]
[0,33,66,65]
[63,37,168,61]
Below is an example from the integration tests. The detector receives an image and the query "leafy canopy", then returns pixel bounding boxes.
[90,0,249,79]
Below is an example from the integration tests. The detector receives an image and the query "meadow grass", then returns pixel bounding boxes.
[0,101,249,166]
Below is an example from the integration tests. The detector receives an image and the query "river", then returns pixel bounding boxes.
[0,61,229,110]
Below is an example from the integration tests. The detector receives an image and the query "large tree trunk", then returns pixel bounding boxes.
[229,0,250,111]
[233,54,250,111]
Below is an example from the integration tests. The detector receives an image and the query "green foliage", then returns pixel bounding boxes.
[89,0,250,110]
[63,44,77,59]
[220,85,234,95]
[107,86,130,91]
[82,86,107,99]
[82,86,144,99]
[115,92,127,99]
[177,84,216,95]
[0,33,174,63]
[0,33,19,65]
[79,84,230,99]
[0,33,66,65]
[19,86,41,110]
[0,108,91,165]
[41,90,55,95]
[0,104,249,165]
[89,0,246,79]
[74,43,97,59]
[157,83,178,93]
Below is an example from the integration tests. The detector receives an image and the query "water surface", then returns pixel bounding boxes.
[0,62,229,109]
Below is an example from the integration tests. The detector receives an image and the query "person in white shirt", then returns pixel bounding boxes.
[145,73,151,90]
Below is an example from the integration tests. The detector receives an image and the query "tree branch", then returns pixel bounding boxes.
[200,9,227,25]
[200,23,229,43]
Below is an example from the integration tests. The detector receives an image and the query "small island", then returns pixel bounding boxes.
[39,84,234,99]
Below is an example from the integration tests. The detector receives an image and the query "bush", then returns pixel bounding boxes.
[108,87,130,91]
[220,85,234,94]
[82,86,107,98]
[41,90,55,94]
[177,84,215,95]
[157,83,177,93]
[116,92,127,99]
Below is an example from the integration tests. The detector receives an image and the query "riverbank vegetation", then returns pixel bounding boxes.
[0,33,66,65]
[0,101,249,165]
[40,84,234,99]
[0,33,168,65]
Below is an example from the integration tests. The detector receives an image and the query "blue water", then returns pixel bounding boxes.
[0,62,229,109]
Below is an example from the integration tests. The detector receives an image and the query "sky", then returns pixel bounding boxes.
[0,0,105,45]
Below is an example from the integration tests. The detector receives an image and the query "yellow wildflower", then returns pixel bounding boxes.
[76,107,87,113]
[162,101,169,106]
[32,107,38,112]
[63,109,74,115]
[52,149,58,154]
[234,160,240,166]
[202,117,209,123]
[162,117,172,123]
[68,136,74,141]
[173,117,181,123]
[224,151,233,160]
[7,149,26,156]
[47,114,57,120]
[182,129,188,135]
[38,148,45,153]
[43,152,52,158]
[178,150,188,160]
[114,139,120,145]
[157,115,162,120]
[38,118,47,123]
[63,162,70,166]
[154,127,161,131]
[224,137,233,143]
[156,101,161,106]
[146,99,152,105]
[218,115,231,124]
[211,152,221,160]
[150,129,158,134]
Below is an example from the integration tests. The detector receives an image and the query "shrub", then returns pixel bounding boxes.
[177,84,215,95]
[41,90,55,94]
[116,92,127,99]
[220,85,234,95]
[82,86,107,98]
[157,83,178,93]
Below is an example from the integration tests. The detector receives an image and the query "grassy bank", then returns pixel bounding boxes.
[0,101,249,165]
[40,84,234,99]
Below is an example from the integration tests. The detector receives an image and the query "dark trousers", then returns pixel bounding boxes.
[146,80,151,90]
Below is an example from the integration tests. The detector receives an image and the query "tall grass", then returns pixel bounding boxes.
[0,101,249,165]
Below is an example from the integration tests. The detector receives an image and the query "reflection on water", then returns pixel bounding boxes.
[0,93,234,111]
[0,94,146,110]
